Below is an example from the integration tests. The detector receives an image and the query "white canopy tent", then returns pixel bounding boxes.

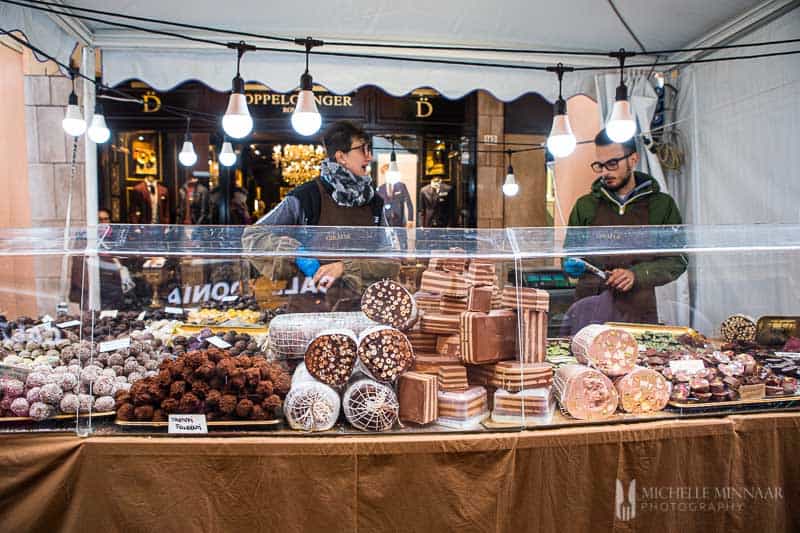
[2,0,799,329]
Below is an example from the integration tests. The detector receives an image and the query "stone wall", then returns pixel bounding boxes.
[22,48,86,315]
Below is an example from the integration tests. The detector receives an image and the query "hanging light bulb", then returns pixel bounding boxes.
[386,137,401,184]
[87,102,111,144]
[62,72,86,137]
[545,63,576,158]
[222,41,255,139]
[502,151,519,196]
[606,49,637,143]
[219,141,236,167]
[291,37,323,136]
[178,117,197,167]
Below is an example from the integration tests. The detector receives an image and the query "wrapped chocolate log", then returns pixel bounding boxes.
[398,371,438,425]
[304,330,358,389]
[554,364,619,420]
[614,367,670,414]
[284,381,341,432]
[571,324,637,377]
[459,310,517,364]
[437,386,489,428]
[436,335,461,359]
[360,280,418,331]
[343,378,399,431]
[267,312,378,360]
[357,326,415,382]
[719,314,757,343]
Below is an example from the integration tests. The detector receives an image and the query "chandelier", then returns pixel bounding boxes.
[272,144,327,186]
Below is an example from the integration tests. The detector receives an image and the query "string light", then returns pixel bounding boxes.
[545,63,576,158]
[219,141,236,166]
[386,137,401,184]
[61,71,86,137]
[87,102,111,144]
[291,37,323,136]
[222,41,255,139]
[178,117,197,166]
[606,49,637,143]
[502,150,519,197]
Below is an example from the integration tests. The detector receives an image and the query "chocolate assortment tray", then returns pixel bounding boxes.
[668,394,800,410]
[114,418,281,428]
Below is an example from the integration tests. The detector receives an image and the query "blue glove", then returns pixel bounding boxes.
[563,257,587,278]
[295,248,320,278]
[296,256,320,278]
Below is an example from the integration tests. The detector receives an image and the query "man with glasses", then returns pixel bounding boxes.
[243,120,398,312]
[562,129,687,325]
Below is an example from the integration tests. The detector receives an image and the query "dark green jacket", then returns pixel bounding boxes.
[566,172,688,288]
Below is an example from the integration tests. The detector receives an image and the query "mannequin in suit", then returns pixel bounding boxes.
[377,175,414,228]
[418,177,453,227]
[130,176,170,224]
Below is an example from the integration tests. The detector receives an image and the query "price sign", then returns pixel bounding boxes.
[206,336,232,349]
[99,338,131,353]
[168,414,208,434]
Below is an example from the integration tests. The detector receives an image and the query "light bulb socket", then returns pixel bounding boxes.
[615,83,628,102]
[68,91,78,106]
[390,150,397,162]
[300,72,313,91]
[507,164,514,175]
[231,75,245,94]
[554,97,567,116]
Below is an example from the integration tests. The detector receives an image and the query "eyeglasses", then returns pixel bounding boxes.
[590,152,634,172]
[347,142,372,156]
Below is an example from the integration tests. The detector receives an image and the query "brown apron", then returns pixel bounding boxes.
[286,179,375,313]
[573,195,659,324]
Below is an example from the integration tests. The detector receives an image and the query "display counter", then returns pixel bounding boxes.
[1,411,798,532]
[2,223,800,530]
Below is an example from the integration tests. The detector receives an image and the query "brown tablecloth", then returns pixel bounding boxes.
[1,413,799,532]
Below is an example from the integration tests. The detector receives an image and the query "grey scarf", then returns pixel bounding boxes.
[319,160,374,208]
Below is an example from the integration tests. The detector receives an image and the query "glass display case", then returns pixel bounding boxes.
[1,223,799,436]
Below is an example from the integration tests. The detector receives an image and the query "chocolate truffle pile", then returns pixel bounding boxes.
[115,347,291,422]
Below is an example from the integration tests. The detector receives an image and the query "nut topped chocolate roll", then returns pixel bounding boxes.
[361,280,418,331]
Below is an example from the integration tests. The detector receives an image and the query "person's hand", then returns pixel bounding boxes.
[563,257,587,278]
[606,268,635,292]
[313,261,345,289]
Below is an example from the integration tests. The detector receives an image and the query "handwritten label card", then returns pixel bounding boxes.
[136,311,147,321]
[222,295,239,303]
[56,320,82,329]
[164,307,184,315]
[99,310,119,319]
[168,414,208,434]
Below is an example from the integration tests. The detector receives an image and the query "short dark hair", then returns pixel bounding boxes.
[594,128,637,155]
[323,120,368,161]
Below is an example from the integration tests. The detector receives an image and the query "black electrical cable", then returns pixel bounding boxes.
[11,0,799,58]
[1,0,229,47]
[12,0,294,43]
[0,28,219,125]
[574,48,800,71]
[5,0,800,73]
